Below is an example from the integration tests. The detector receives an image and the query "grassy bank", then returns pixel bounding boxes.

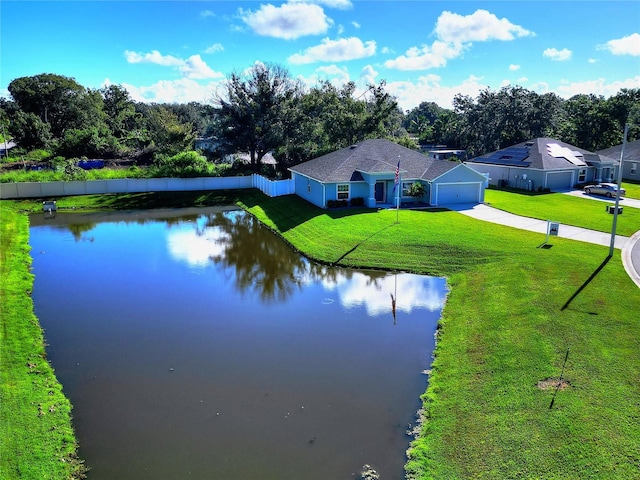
[3,190,640,479]
[238,192,640,479]
[0,203,85,479]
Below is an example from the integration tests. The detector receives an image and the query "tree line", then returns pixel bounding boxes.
[1,66,638,176]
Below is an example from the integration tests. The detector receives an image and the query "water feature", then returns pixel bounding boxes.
[29,207,447,479]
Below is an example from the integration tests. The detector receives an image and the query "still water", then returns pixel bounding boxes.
[29,207,447,480]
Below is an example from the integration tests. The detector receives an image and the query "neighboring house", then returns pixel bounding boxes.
[598,139,640,182]
[0,140,16,158]
[194,137,218,152]
[466,138,619,192]
[426,148,467,161]
[289,138,487,209]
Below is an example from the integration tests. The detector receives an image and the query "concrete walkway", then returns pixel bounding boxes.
[446,202,640,289]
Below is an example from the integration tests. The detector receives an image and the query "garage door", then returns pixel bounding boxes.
[436,183,480,204]
[546,172,573,191]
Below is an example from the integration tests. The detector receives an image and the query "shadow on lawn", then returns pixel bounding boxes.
[561,256,611,311]
[240,191,382,233]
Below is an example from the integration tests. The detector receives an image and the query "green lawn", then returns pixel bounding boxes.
[240,192,640,479]
[485,188,640,237]
[0,203,86,479]
[622,180,640,200]
[2,190,640,479]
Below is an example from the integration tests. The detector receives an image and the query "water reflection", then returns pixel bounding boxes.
[29,207,447,480]
[167,211,447,312]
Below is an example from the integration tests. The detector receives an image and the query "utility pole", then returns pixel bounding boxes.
[609,124,628,257]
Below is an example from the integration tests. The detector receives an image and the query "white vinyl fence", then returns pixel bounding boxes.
[0,174,295,200]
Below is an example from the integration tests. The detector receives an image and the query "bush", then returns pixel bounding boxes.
[152,151,211,178]
[351,197,365,207]
[327,199,348,208]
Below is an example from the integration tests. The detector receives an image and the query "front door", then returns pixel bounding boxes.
[375,181,385,202]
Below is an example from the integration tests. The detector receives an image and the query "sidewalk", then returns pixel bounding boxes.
[447,203,640,289]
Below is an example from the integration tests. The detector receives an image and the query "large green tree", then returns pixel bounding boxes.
[215,63,301,172]
[8,74,101,138]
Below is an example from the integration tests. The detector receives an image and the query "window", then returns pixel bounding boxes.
[631,163,637,176]
[337,184,349,200]
[401,182,412,197]
[578,169,586,182]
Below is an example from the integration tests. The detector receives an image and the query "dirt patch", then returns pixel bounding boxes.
[537,377,571,391]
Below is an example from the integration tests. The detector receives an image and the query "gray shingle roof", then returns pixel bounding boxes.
[289,138,460,182]
[470,138,617,170]
[598,139,640,163]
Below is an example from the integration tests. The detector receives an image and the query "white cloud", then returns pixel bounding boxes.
[204,43,224,54]
[289,0,353,10]
[359,64,378,86]
[555,75,640,99]
[435,9,533,44]
[351,21,361,29]
[384,40,462,70]
[199,10,215,19]
[167,228,227,268]
[597,33,640,56]
[385,9,532,72]
[509,64,520,71]
[240,3,332,40]
[385,74,487,110]
[543,47,572,61]
[125,50,223,79]
[588,58,598,64]
[316,64,351,85]
[288,37,376,64]
[121,78,223,104]
[323,272,445,315]
[125,50,182,67]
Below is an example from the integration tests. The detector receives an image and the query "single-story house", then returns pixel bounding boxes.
[466,138,619,191]
[598,139,640,182]
[289,138,488,209]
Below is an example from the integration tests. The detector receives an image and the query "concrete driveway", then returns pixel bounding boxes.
[562,189,640,209]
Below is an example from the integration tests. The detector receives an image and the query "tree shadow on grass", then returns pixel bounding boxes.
[560,256,611,311]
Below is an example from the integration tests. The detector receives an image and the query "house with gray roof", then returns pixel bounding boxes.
[598,139,640,182]
[289,138,487,209]
[466,138,619,192]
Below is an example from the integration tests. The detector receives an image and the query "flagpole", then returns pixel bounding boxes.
[396,157,400,223]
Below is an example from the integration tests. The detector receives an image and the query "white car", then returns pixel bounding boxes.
[583,183,626,198]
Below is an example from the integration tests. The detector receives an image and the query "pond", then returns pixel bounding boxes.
[29,207,447,480]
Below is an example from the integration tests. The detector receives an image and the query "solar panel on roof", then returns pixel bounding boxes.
[547,143,587,166]
[476,147,530,166]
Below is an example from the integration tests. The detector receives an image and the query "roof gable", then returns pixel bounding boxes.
[289,138,461,183]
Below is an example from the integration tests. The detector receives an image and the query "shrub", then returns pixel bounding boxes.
[152,151,211,178]
[351,197,365,207]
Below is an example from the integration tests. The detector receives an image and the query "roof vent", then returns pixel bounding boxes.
[524,141,534,147]
[350,144,358,149]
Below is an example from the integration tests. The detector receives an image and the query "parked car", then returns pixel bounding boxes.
[583,183,626,198]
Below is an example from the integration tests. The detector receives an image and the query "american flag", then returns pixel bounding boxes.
[393,161,400,191]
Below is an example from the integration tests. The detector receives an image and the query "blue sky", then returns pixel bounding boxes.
[1,1,639,111]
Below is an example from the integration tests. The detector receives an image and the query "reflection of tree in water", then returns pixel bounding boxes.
[61,223,97,242]
[203,212,388,303]
[205,211,310,303]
